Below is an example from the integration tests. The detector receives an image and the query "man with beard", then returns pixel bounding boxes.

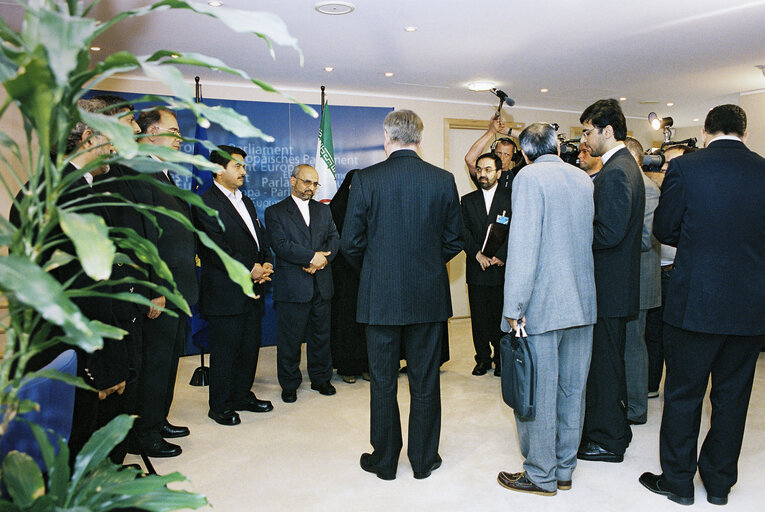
[460,153,511,376]
[578,142,603,178]
[464,115,523,189]
[264,164,339,404]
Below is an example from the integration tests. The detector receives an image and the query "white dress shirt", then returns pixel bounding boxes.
[291,194,311,226]
[601,143,626,165]
[481,183,498,215]
[214,181,260,249]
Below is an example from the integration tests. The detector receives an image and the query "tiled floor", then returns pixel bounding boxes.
[130,318,764,511]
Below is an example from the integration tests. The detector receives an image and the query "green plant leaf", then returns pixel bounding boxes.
[70,415,134,492]
[42,249,77,272]
[15,399,39,415]
[30,368,94,391]
[24,7,96,86]
[48,436,72,502]
[110,227,174,286]
[0,215,15,246]
[140,61,193,103]
[189,101,274,142]
[3,53,57,151]
[1,451,45,508]
[0,255,104,352]
[58,210,116,281]
[197,229,255,299]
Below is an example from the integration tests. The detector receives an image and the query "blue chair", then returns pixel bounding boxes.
[0,349,77,470]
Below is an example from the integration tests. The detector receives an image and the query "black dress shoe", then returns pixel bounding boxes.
[236,395,274,413]
[497,471,556,496]
[360,453,396,480]
[208,409,241,426]
[472,361,490,376]
[310,381,336,396]
[494,364,501,377]
[143,438,182,458]
[413,454,442,479]
[281,389,297,403]
[639,472,694,505]
[577,440,623,463]
[160,420,189,438]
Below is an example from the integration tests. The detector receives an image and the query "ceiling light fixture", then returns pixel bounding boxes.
[208,1,222,6]
[666,102,674,107]
[540,88,548,93]
[404,26,418,32]
[619,97,627,101]
[693,118,700,122]
[648,112,673,131]
[315,2,355,15]
[324,66,334,72]
[384,72,394,77]
[467,81,495,91]
[90,46,101,51]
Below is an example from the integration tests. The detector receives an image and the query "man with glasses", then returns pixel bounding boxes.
[577,99,644,464]
[131,108,199,458]
[460,153,512,376]
[264,164,340,404]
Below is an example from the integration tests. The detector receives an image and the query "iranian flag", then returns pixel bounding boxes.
[314,99,337,202]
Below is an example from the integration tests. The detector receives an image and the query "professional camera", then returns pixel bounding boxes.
[642,137,698,172]
[558,136,580,166]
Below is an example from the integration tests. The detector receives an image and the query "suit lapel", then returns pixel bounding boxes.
[286,197,311,242]
[212,185,251,238]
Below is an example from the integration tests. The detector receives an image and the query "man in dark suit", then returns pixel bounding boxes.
[577,99,645,463]
[639,104,765,506]
[460,152,511,376]
[464,115,524,188]
[341,109,463,481]
[264,164,339,404]
[196,145,274,426]
[133,108,199,457]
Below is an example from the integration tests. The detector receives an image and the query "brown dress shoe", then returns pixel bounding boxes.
[497,471,556,496]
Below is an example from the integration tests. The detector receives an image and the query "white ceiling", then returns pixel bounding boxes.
[2,0,765,127]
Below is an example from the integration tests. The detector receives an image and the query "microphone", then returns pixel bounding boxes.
[490,88,515,107]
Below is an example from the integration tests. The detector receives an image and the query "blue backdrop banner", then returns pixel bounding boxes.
[89,89,392,351]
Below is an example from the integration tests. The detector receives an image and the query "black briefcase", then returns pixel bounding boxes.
[499,324,536,420]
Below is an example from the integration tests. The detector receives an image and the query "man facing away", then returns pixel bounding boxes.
[496,123,596,496]
[577,99,644,464]
[460,152,511,376]
[639,104,765,506]
[264,164,339,404]
[341,109,463,481]
[196,145,274,426]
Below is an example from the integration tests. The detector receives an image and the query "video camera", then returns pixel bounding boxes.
[642,137,698,172]
[558,136,580,166]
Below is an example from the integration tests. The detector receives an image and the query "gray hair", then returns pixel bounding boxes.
[383,109,423,145]
[518,123,558,162]
[66,98,104,154]
[624,137,644,166]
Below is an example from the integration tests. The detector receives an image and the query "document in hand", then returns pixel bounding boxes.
[480,209,509,258]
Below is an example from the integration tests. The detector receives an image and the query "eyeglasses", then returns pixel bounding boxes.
[581,127,599,139]
[296,177,320,188]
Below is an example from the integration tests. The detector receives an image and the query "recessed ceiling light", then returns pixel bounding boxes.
[208,1,222,6]
[90,46,101,51]
[540,88,548,93]
[667,102,674,107]
[324,66,334,72]
[315,2,355,15]
[467,81,495,91]
[693,118,700,122]
[404,26,418,32]
[384,72,394,77]
[619,97,627,101]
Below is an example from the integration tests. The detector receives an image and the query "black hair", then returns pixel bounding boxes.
[704,104,746,137]
[580,98,627,141]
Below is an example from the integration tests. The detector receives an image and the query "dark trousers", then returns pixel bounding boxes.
[467,283,504,365]
[135,311,186,443]
[660,324,761,498]
[645,267,673,391]
[207,300,263,412]
[275,289,332,391]
[365,322,442,474]
[582,316,632,455]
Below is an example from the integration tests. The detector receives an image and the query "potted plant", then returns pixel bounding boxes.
[0,1,314,509]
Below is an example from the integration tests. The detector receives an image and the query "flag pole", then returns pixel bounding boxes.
[321,84,325,108]
[195,76,202,103]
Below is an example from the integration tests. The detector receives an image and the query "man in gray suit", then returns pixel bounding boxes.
[497,123,596,496]
[623,137,662,425]
[342,109,463,481]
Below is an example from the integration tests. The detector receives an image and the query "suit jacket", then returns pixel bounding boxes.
[639,173,661,310]
[654,138,765,335]
[500,155,596,335]
[143,170,199,307]
[196,184,271,315]
[461,186,512,287]
[592,146,645,318]
[264,195,339,303]
[341,149,463,325]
